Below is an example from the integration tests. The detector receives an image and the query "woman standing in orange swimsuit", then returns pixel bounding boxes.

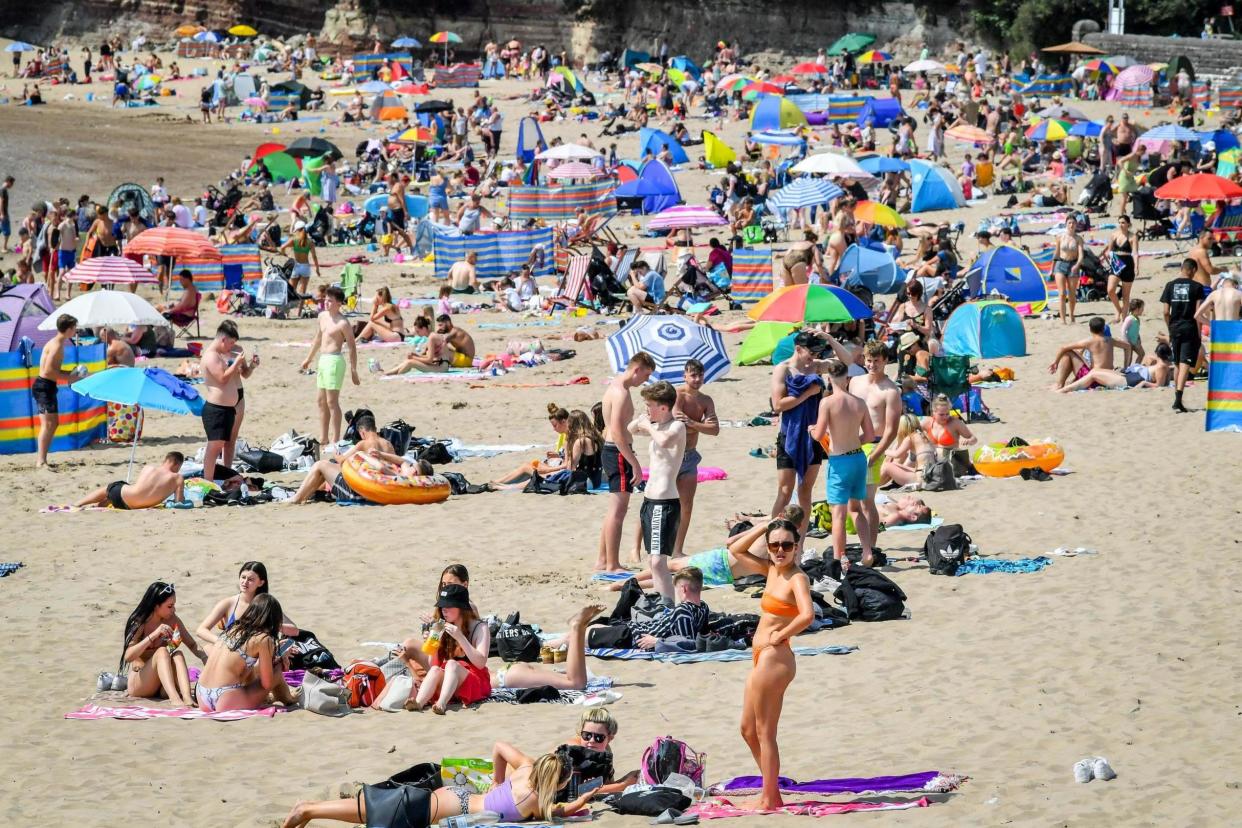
[731,518,815,810]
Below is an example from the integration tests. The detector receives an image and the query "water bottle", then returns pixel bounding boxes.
[368,357,380,374]
[421,620,445,654]
[439,811,501,828]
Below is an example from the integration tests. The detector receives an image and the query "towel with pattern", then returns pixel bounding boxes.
[956,556,1052,575]
[586,645,857,663]
[66,703,289,721]
[689,796,930,819]
[717,771,966,795]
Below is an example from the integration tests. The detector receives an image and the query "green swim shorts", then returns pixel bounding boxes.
[316,353,346,391]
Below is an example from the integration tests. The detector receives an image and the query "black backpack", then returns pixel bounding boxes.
[494,611,542,662]
[833,564,907,622]
[283,629,340,671]
[924,524,972,576]
[380,419,414,456]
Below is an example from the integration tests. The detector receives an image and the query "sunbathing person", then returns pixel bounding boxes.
[355,287,406,342]
[284,415,398,504]
[586,568,710,650]
[490,404,569,485]
[879,412,935,487]
[119,581,208,707]
[402,584,491,713]
[195,561,299,646]
[196,594,300,712]
[1057,343,1174,392]
[921,394,976,452]
[281,744,594,828]
[75,451,185,510]
[489,603,603,693]
[1050,317,1134,391]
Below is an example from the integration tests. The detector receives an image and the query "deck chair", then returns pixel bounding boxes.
[640,250,665,276]
[927,354,972,420]
[560,214,602,248]
[337,262,364,303]
[612,247,639,286]
[1170,211,1206,255]
[550,253,594,310]
[220,263,251,315]
[169,296,202,339]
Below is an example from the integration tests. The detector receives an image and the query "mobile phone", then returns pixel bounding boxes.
[276,638,295,658]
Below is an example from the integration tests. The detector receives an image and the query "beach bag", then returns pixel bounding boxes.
[343,408,375,443]
[372,762,442,792]
[298,671,352,717]
[921,456,957,492]
[640,736,706,786]
[238,448,284,473]
[380,419,414,456]
[342,660,387,707]
[585,622,632,650]
[414,440,454,465]
[924,523,972,576]
[557,744,614,801]
[494,612,542,663]
[284,629,339,671]
[608,787,691,817]
[375,673,414,712]
[834,565,907,622]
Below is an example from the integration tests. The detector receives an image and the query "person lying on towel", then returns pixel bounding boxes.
[75,452,185,510]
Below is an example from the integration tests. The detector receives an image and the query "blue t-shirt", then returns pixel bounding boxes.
[643,272,666,304]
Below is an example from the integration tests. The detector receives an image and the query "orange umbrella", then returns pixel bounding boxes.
[126,227,220,260]
[946,125,993,146]
[852,200,907,228]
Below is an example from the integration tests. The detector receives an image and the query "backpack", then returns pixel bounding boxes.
[640,737,706,786]
[833,564,907,622]
[283,629,340,671]
[924,523,973,576]
[415,440,454,465]
[342,660,387,707]
[494,612,542,663]
[343,408,375,443]
[921,456,957,492]
[380,419,414,456]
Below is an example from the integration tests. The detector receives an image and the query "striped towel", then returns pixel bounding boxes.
[586,645,857,663]
[66,703,288,721]
[488,676,613,705]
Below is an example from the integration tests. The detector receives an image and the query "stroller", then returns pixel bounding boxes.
[306,206,332,247]
[334,211,377,246]
[1131,186,1171,240]
[255,256,315,319]
[1075,248,1110,302]
[1077,171,1112,213]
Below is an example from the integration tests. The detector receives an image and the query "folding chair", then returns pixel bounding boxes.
[169,305,201,339]
[928,354,972,420]
[550,253,594,310]
[220,263,251,315]
[612,247,639,286]
[337,262,364,303]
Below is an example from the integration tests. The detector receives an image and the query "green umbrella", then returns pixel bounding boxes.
[249,150,301,183]
[737,322,797,365]
[826,32,876,56]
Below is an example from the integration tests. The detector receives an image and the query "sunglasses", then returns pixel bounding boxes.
[580,730,609,744]
[158,582,175,595]
[767,540,796,552]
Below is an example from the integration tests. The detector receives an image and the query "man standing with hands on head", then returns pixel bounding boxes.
[33,314,79,469]
[300,286,360,446]
[629,381,687,604]
[811,360,877,570]
[200,321,251,483]
[672,359,719,557]
[598,352,655,573]
[848,340,902,550]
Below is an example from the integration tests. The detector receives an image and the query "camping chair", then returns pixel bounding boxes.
[337,262,364,304]
[550,253,594,310]
[927,354,973,422]
[170,295,202,340]
[220,263,253,316]
[1170,211,1206,255]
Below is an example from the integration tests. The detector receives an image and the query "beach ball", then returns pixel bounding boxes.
[272,127,281,135]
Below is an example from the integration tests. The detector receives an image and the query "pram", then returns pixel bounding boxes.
[306,206,332,247]
[1076,247,1110,302]
[334,211,377,246]
[1131,186,1171,241]
[1077,171,1113,213]
[255,256,316,319]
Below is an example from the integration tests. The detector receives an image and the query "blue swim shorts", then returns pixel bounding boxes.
[826,448,867,506]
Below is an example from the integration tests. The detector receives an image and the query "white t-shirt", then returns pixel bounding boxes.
[193,204,208,226]
[172,204,192,229]
[151,183,168,204]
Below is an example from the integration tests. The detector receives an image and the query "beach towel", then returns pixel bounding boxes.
[488,675,614,705]
[956,556,1051,575]
[591,572,636,582]
[41,504,122,514]
[185,667,342,688]
[382,371,490,382]
[642,466,727,483]
[717,771,966,795]
[66,703,288,721]
[469,376,591,389]
[883,516,943,533]
[689,796,930,819]
[0,562,23,578]
[586,645,857,663]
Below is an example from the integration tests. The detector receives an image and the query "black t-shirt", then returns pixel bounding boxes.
[1178,105,1194,128]
[1160,277,1206,330]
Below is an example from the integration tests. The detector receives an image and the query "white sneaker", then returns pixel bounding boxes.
[1092,757,1116,781]
[1073,759,1094,783]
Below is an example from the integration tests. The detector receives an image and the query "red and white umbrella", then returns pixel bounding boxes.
[545,161,605,180]
[62,256,158,284]
[647,205,728,230]
[244,96,268,109]
[126,227,220,260]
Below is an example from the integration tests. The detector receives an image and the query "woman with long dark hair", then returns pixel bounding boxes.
[196,594,299,712]
[404,583,491,713]
[196,561,299,646]
[120,581,208,706]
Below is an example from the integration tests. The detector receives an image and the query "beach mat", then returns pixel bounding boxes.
[716,771,966,795]
[66,703,288,721]
[956,556,1051,575]
[586,645,857,663]
[689,797,930,819]
[884,516,943,532]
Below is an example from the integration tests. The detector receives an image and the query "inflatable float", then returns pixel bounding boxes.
[971,442,1064,478]
[340,452,451,505]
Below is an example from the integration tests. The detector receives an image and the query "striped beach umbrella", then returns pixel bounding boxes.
[1083,59,1117,74]
[545,161,605,180]
[606,315,731,384]
[1025,118,1072,141]
[857,50,894,64]
[752,130,806,146]
[741,81,785,100]
[1140,124,1200,144]
[767,177,844,210]
[62,256,157,285]
[747,283,873,323]
[647,205,728,230]
[716,73,755,91]
[1068,121,1104,138]
[126,227,220,260]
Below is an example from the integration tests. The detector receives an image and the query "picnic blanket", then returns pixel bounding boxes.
[956,556,1051,575]
[586,645,857,663]
[717,771,966,795]
[884,516,943,532]
[690,797,930,819]
[0,562,23,577]
[432,226,554,280]
[66,703,288,721]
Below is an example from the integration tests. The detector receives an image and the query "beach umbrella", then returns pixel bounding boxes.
[249,150,302,182]
[5,42,36,53]
[1035,104,1090,121]
[545,161,605,180]
[72,367,204,481]
[747,283,873,324]
[1139,124,1200,144]
[665,68,691,88]
[946,124,993,146]
[193,31,220,43]
[647,205,728,230]
[826,32,875,56]
[175,24,204,36]
[852,200,906,228]
[228,24,257,37]
[1083,59,1117,75]
[606,315,731,384]
[394,126,434,143]
[429,31,462,63]
[62,256,157,285]
[858,156,910,175]
[126,227,220,260]
[737,322,798,365]
[903,58,946,74]
[767,177,844,210]
[769,74,797,86]
[414,99,453,113]
[38,291,168,331]
[251,142,285,163]
[751,130,806,147]
[1025,118,1072,141]
[715,73,753,91]
[791,152,874,179]
[1042,41,1105,55]
[134,74,162,92]
[1114,65,1155,88]
[243,96,267,109]
[536,142,602,161]
[1197,129,1241,152]
[1154,173,1242,202]
[740,81,785,100]
[1068,121,1104,137]
[392,36,422,48]
[857,50,893,64]
[286,136,342,159]
[791,62,829,75]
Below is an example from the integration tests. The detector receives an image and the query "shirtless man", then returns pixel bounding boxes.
[628,381,687,603]
[384,172,415,253]
[1050,317,1133,391]
[448,251,480,294]
[1187,231,1222,288]
[75,452,185,510]
[286,415,399,504]
[434,314,476,368]
[33,314,79,469]
[598,351,655,573]
[810,359,877,568]
[200,320,250,483]
[299,286,360,446]
[101,327,135,367]
[1196,271,1242,324]
[672,359,719,557]
[847,340,902,547]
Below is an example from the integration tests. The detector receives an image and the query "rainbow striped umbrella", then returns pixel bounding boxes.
[647,205,728,230]
[1083,59,1117,74]
[716,74,755,91]
[428,31,461,43]
[857,50,894,64]
[1025,118,1072,141]
[62,256,157,284]
[747,283,873,323]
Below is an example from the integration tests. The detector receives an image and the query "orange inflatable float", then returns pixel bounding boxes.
[971,442,1065,478]
[340,452,451,505]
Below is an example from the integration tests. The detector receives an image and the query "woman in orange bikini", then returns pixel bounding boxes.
[920,393,976,455]
[730,517,815,810]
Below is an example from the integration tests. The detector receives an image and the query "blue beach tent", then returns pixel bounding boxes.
[967,244,1048,312]
[908,158,966,212]
[942,300,1027,358]
[639,127,689,165]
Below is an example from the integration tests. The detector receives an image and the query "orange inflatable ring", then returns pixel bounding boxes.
[971,442,1065,478]
[340,453,451,505]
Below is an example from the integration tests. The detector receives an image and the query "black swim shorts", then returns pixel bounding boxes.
[640,497,681,558]
[1169,324,1201,367]
[601,442,636,494]
[31,376,58,414]
[774,430,826,471]
[106,480,131,510]
[201,401,237,442]
[386,207,407,228]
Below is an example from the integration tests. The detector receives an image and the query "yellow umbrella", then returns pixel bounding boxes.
[852,200,906,228]
[228,24,258,37]
[175,24,204,37]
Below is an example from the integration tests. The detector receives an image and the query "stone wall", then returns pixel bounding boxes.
[1085,32,1242,80]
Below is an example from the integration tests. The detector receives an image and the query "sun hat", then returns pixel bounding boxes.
[899,332,921,351]
[436,583,471,611]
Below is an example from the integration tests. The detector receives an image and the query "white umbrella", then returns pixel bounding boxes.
[791,152,875,179]
[535,142,603,161]
[903,59,946,74]
[38,291,169,331]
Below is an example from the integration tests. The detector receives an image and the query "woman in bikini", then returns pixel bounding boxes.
[921,394,976,456]
[776,230,823,287]
[355,286,406,342]
[730,518,815,811]
[195,561,299,647]
[880,412,935,487]
[120,581,208,707]
[279,222,320,296]
[889,279,933,345]
[1052,215,1083,325]
[281,744,593,828]
[196,594,300,713]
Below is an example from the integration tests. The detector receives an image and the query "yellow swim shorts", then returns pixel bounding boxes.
[316,353,346,390]
[862,442,881,488]
[449,350,473,369]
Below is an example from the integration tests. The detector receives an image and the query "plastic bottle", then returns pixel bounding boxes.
[438,811,501,828]
[368,357,380,374]
[421,620,445,654]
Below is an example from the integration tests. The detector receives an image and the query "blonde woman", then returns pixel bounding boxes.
[880,412,935,487]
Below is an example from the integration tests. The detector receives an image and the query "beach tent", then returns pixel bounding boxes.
[855,97,904,128]
[838,244,900,294]
[370,91,407,121]
[827,96,868,123]
[1169,54,1195,82]
[908,158,966,212]
[107,183,155,223]
[0,340,106,455]
[703,130,736,168]
[230,73,257,104]
[750,96,808,130]
[549,66,584,94]
[827,33,875,56]
[516,117,548,163]
[669,56,702,81]
[622,49,652,71]
[0,285,55,352]
[613,159,681,214]
[942,300,1027,358]
[967,245,1048,312]
[269,80,310,111]
[639,127,689,165]
[1206,320,1242,432]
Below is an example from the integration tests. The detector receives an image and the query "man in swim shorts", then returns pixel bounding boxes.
[383,171,415,254]
[285,415,400,504]
[848,340,902,548]
[599,352,654,573]
[300,286,360,445]
[672,358,719,557]
[811,359,877,569]
[435,314,476,368]
[200,320,251,483]
[75,452,185,510]
[629,381,686,603]
[34,314,80,469]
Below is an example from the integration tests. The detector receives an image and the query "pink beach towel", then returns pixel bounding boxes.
[689,796,930,819]
[642,466,728,483]
[65,703,288,721]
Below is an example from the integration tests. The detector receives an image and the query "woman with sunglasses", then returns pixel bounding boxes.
[729,518,815,811]
[561,709,640,798]
[119,581,208,707]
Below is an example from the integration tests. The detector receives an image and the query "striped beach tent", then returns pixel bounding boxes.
[432,227,555,281]
[730,247,775,303]
[1019,73,1073,97]
[351,52,412,82]
[785,93,834,113]
[432,64,482,88]
[175,244,262,292]
[1207,320,1242,432]
[0,341,106,455]
[827,96,868,123]
[1219,86,1242,108]
[508,181,617,222]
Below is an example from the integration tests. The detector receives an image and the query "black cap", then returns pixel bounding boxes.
[793,331,824,351]
[436,583,471,611]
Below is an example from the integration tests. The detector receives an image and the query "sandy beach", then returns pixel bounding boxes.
[1,38,1241,828]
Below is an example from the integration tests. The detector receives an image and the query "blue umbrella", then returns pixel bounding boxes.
[1068,121,1104,138]
[5,42,36,53]
[858,156,910,175]
[606,315,731,384]
[767,177,844,210]
[73,366,204,480]
[1139,124,1200,143]
[193,30,221,43]
[1196,128,1241,152]
[392,37,422,48]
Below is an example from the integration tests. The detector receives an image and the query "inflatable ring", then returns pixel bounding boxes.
[971,442,1064,478]
[340,453,451,505]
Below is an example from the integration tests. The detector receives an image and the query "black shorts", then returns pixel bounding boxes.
[601,442,636,493]
[1114,142,1132,159]
[1169,325,1202,366]
[201,401,237,442]
[31,376,58,414]
[640,498,681,557]
[774,430,826,471]
[386,208,407,228]
[106,480,130,510]
[331,472,363,503]
[362,783,432,828]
